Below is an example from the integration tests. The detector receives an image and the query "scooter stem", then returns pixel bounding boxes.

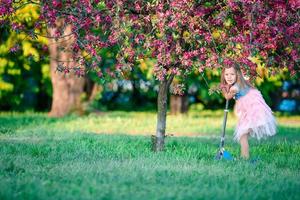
[220,99,229,149]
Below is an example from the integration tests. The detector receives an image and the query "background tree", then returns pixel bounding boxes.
[47,19,86,117]
[1,1,112,116]
[0,3,51,111]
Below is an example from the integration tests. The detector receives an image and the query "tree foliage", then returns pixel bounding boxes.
[1,0,299,85]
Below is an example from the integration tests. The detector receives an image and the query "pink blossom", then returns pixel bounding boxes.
[95,56,102,62]
[42,45,48,52]
[181,59,192,67]
[75,69,84,77]
[171,68,180,75]
[198,66,205,73]
[86,44,97,56]
[291,50,299,61]
[68,15,78,23]
[105,16,112,23]
[204,33,212,43]
[97,71,103,78]
[52,0,62,8]
[95,14,102,23]
[64,68,70,74]
[135,2,142,11]
[11,22,22,31]
[9,45,20,53]
[171,84,185,95]
[227,0,239,11]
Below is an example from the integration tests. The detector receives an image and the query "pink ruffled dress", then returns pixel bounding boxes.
[233,84,277,141]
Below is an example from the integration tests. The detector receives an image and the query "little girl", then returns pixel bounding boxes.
[220,65,276,159]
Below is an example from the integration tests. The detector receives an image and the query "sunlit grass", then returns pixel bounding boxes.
[1,110,299,136]
[0,111,299,199]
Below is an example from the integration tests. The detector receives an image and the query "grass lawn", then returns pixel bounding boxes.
[0,111,300,200]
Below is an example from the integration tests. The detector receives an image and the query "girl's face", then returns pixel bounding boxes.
[224,67,237,85]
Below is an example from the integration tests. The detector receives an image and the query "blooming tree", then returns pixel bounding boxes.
[1,0,299,150]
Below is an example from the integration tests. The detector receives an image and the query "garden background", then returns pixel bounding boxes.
[1,1,300,200]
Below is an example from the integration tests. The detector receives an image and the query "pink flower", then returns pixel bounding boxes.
[87,44,97,56]
[9,45,20,53]
[52,0,62,8]
[68,15,78,23]
[95,56,102,62]
[227,0,239,10]
[291,50,299,61]
[204,33,212,43]
[171,68,181,75]
[75,69,83,77]
[95,14,102,23]
[135,2,142,11]
[64,68,70,74]
[86,6,92,14]
[97,71,103,78]
[42,45,48,52]
[105,16,112,23]
[198,66,205,73]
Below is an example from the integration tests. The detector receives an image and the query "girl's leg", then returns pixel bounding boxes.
[240,133,249,159]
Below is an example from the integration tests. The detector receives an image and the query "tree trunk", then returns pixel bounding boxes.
[48,21,85,117]
[131,79,141,107]
[170,94,189,115]
[154,75,175,151]
[88,83,103,102]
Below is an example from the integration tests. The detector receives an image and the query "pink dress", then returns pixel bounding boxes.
[233,85,277,141]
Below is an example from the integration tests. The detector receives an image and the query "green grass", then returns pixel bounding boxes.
[0,111,300,200]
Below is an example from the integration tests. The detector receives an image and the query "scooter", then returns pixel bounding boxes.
[215,99,233,160]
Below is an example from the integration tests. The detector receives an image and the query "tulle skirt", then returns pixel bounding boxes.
[234,89,277,141]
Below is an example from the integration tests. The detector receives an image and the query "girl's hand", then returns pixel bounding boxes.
[229,85,238,95]
[220,83,231,93]
[221,84,236,100]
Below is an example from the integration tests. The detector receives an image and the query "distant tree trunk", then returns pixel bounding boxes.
[83,78,103,103]
[88,83,102,102]
[153,74,175,151]
[132,79,141,107]
[84,78,94,99]
[48,20,85,117]
[170,94,189,115]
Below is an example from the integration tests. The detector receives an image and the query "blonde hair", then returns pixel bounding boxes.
[220,64,252,89]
